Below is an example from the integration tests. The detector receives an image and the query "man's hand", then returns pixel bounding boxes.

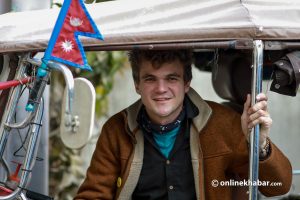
[241,93,272,148]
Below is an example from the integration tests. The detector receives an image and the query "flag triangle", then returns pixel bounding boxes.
[43,0,103,71]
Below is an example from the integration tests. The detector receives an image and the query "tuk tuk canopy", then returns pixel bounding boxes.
[0,0,300,53]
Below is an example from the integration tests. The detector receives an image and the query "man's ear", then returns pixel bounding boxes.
[134,82,141,95]
[184,81,191,93]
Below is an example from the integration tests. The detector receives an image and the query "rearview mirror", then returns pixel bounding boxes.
[60,77,95,149]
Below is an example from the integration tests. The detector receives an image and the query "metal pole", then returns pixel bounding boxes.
[249,40,263,200]
[19,99,44,189]
[293,170,300,175]
[0,54,29,158]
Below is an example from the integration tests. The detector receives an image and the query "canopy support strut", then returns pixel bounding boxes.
[249,40,263,200]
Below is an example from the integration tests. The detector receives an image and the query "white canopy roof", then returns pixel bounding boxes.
[0,0,300,53]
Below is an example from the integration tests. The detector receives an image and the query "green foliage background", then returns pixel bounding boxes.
[49,1,128,199]
[49,51,126,199]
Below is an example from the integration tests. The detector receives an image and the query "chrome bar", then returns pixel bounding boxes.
[0,56,47,199]
[26,57,41,67]
[26,58,74,118]
[249,40,264,200]
[5,57,44,129]
[293,170,300,175]
[18,99,43,190]
[27,58,77,132]
[19,192,28,200]
[0,54,35,200]
[7,58,74,129]
[4,103,37,129]
[0,54,29,159]
[47,61,76,131]
[5,73,49,129]
[0,187,22,200]
[47,61,74,117]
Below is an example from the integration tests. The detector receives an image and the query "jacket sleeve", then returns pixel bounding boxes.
[257,141,292,196]
[229,113,292,197]
[74,121,121,200]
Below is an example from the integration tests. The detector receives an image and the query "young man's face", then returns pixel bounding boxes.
[135,59,190,125]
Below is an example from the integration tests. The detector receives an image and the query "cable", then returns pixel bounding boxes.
[13,85,29,158]
[12,85,45,162]
[34,96,44,162]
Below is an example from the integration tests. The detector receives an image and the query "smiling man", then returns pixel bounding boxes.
[75,50,292,200]
[135,58,189,125]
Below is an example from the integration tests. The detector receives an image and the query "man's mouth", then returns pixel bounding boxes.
[153,97,171,101]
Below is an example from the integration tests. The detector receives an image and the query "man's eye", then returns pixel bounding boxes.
[168,77,178,81]
[145,77,155,82]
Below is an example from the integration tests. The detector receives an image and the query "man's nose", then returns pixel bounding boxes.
[156,80,167,92]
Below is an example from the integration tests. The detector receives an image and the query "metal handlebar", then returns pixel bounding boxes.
[26,57,75,115]
[27,58,76,131]
[0,54,30,200]
[48,61,74,116]
[0,54,74,199]
[5,58,76,131]
[0,54,29,159]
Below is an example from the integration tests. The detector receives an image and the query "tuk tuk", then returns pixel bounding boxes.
[0,0,299,199]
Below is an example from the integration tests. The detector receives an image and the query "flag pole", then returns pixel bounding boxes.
[38,0,73,78]
[249,40,263,200]
[26,0,102,112]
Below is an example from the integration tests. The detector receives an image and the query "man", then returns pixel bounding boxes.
[75,50,292,200]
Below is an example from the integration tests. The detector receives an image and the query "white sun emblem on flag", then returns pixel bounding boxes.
[61,40,73,52]
[70,16,83,27]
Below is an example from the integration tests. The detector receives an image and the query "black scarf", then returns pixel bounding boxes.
[137,105,186,134]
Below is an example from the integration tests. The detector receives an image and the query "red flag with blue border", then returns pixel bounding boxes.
[43,0,103,71]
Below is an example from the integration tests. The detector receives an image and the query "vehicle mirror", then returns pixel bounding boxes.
[60,77,95,149]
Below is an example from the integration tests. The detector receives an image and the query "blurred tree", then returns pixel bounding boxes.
[49,51,127,199]
[79,51,127,118]
[49,1,124,199]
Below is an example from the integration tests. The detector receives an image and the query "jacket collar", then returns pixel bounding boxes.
[126,87,212,134]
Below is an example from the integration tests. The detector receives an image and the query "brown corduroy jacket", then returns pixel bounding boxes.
[75,89,292,200]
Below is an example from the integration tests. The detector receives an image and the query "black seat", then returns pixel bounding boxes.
[212,50,252,114]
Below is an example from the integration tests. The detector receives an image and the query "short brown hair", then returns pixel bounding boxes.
[128,49,193,83]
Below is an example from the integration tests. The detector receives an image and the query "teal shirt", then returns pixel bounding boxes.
[152,126,180,158]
